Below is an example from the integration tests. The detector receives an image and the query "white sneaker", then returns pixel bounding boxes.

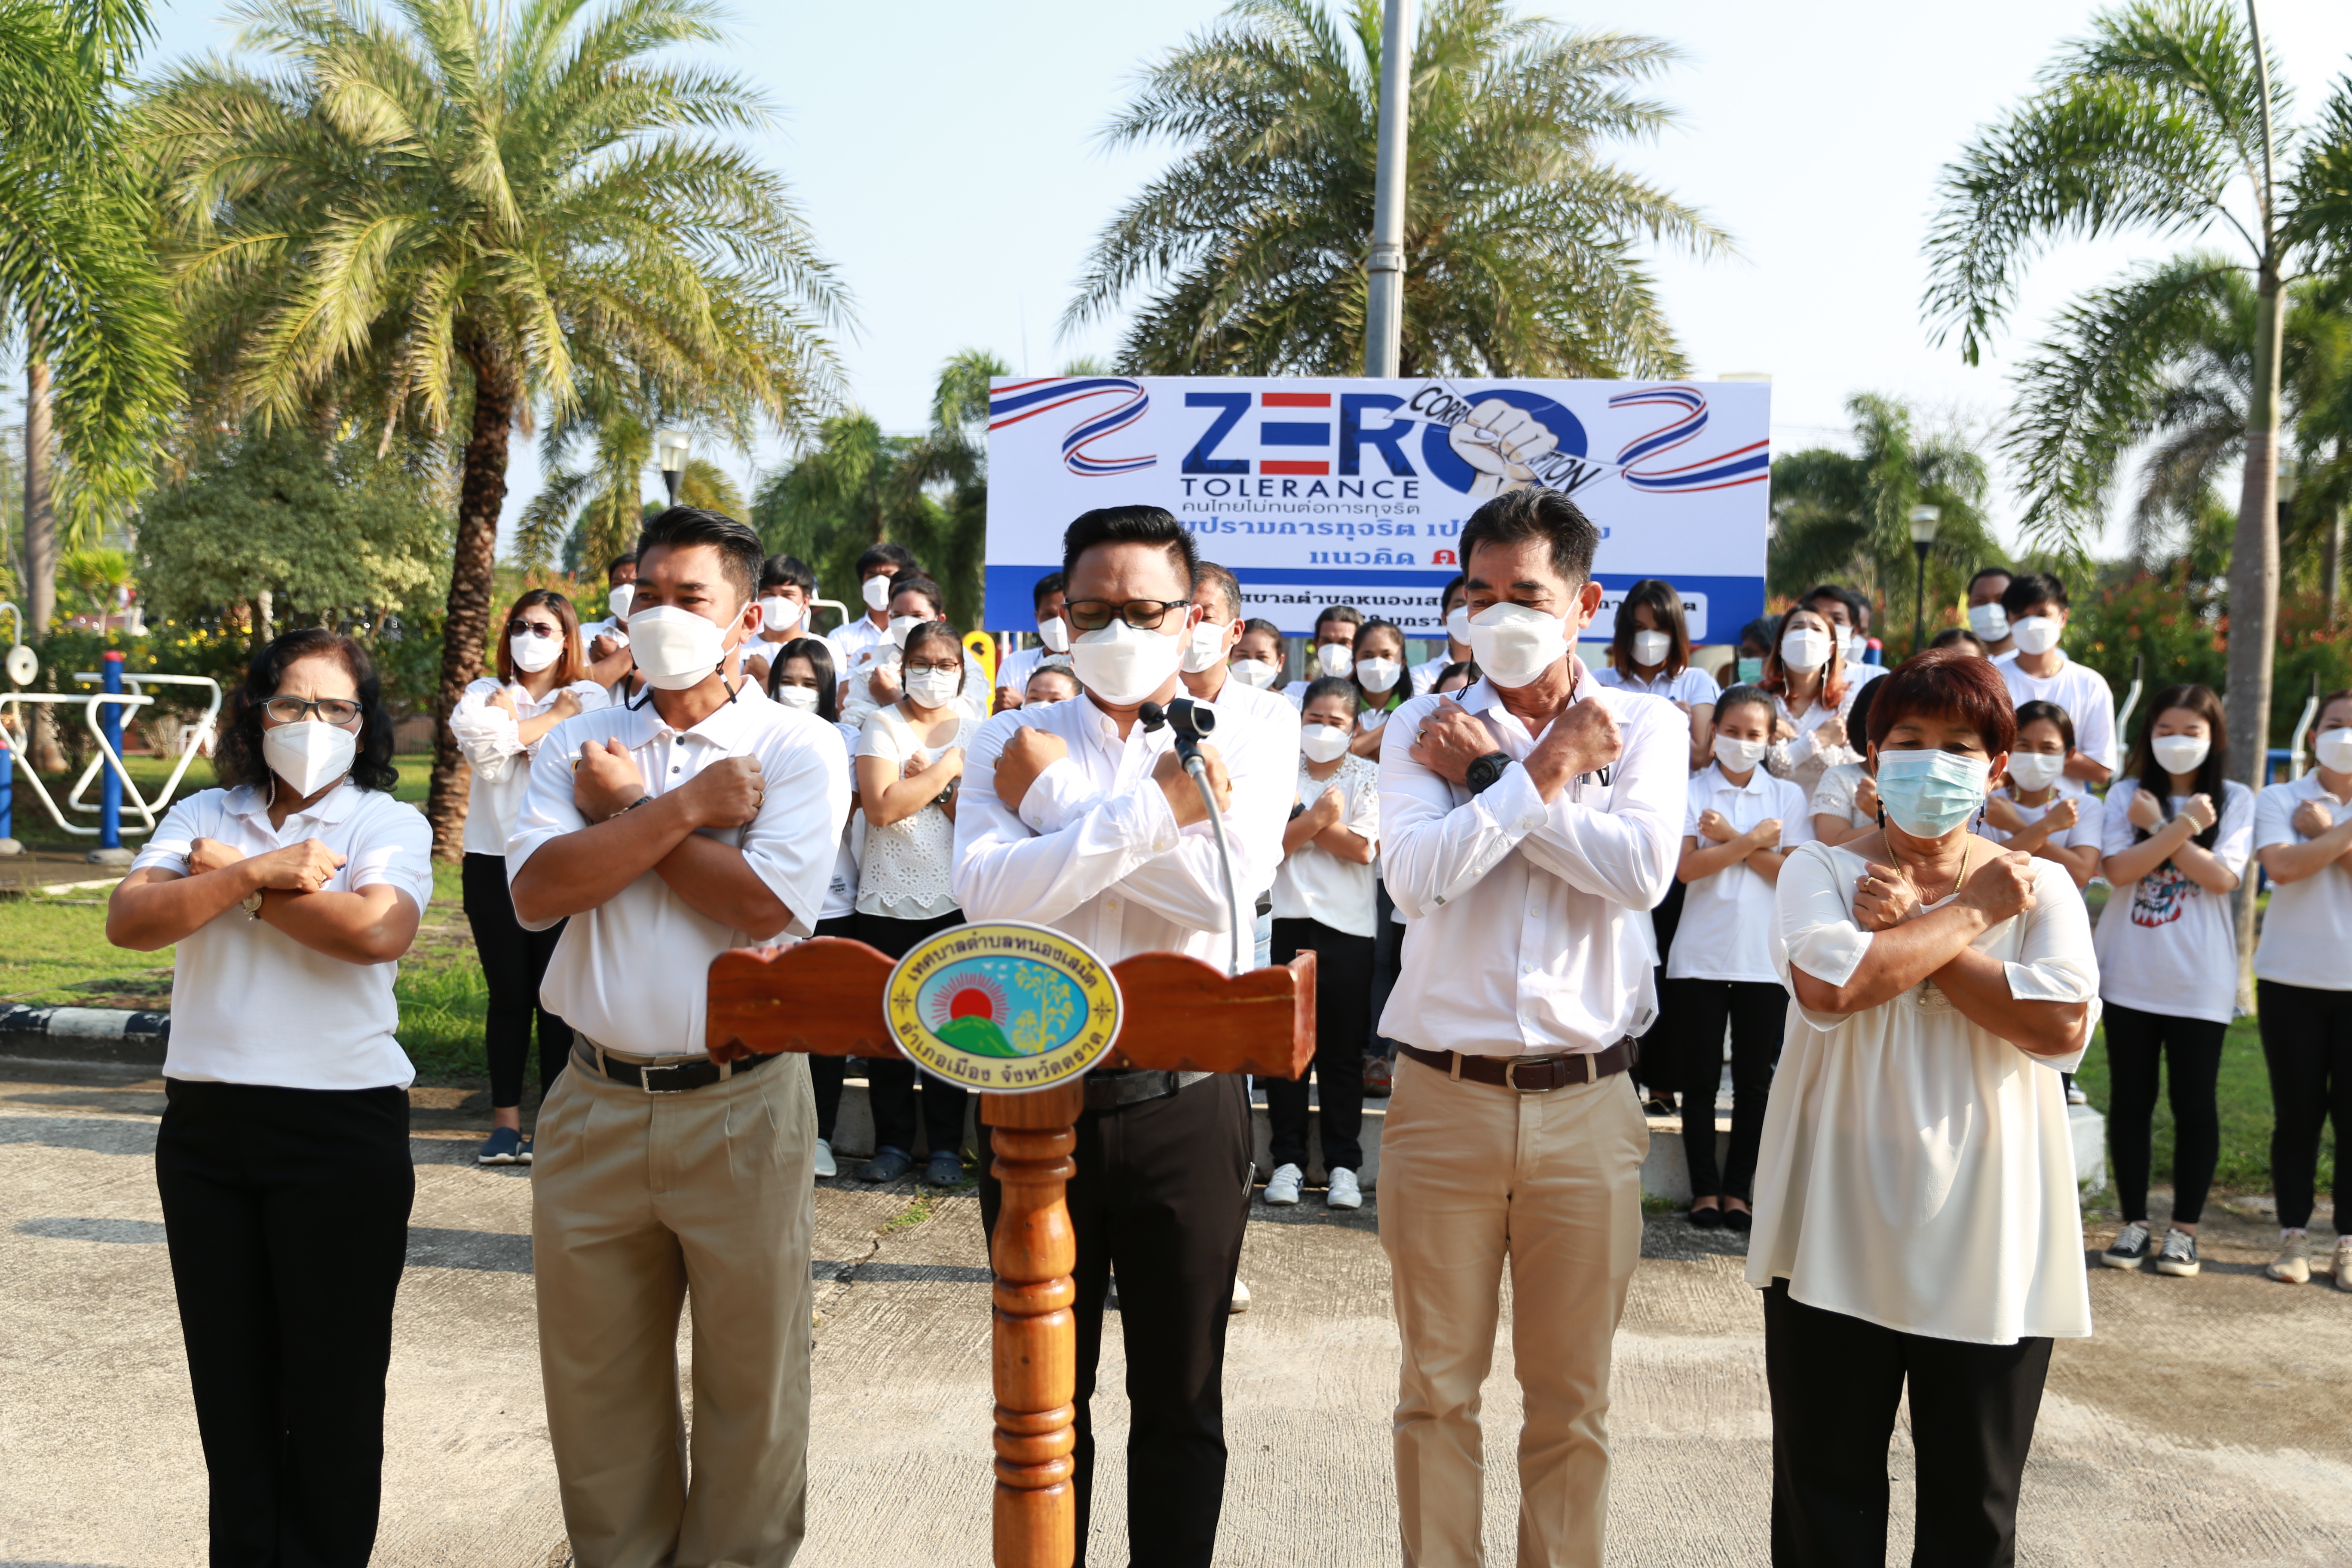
[2066,1081,2088,1106]
[1326,1167,1363,1210]
[1229,1278,1251,1313]
[2267,1232,2310,1285]
[1264,1163,1304,1206]
[812,1138,837,1179]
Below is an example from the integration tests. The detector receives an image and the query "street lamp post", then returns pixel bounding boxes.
[655,428,691,505]
[1363,0,1412,377]
[1908,504,1942,656]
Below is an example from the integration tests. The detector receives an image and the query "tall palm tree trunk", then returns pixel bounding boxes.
[2225,265,2285,1001]
[424,346,518,858]
[24,358,64,772]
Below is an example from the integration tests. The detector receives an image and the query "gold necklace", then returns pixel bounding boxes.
[1891,835,1973,905]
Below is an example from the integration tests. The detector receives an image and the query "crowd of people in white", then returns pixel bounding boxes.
[100,493,2352,1568]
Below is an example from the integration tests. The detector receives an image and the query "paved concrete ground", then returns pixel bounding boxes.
[4,1066,2346,1567]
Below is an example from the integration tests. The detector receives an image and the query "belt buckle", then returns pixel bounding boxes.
[639,1060,694,1095]
[1504,1059,1550,1094]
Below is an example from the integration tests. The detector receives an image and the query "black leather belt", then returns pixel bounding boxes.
[1085,1069,1212,1112]
[573,1039,781,1094]
[1400,1040,1635,1092]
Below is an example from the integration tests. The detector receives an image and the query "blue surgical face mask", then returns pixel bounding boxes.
[1736,656,1764,685]
[1874,747,1991,839]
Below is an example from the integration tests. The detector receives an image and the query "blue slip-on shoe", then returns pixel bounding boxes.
[477,1126,524,1166]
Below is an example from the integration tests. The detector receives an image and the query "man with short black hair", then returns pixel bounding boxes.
[582,552,640,691]
[1966,565,2015,656]
[1411,573,1472,694]
[1377,486,1683,1567]
[1802,583,1882,684]
[1996,570,2115,783]
[954,506,1292,1568]
[1284,603,1364,706]
[743,553,818,689]
[508,505,848,1568]
[995,570,1072,710]
[827,541,921,675]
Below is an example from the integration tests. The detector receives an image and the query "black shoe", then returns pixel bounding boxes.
[859,1148,913,1182]
[1723,1205,1753,1232]
[1688,1205,1724,1229]
[921,1150,966,1187]
[1642,1096,1677,1118]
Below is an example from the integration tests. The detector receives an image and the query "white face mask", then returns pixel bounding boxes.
[509,631,561,673]
[1445,605,1471,645]
[1316,642,1354,679]
[1467,602,1571,689]
[2151,733,2211,777]
[1967,602,2010,643]
[1300,723,1351,764]
[1779,626,1832,672]
[605,582,634,622]
[262,719,358,798]
[1356,656,1402,694]
[861,574,893,612]
[2316,726,2352,774]
[1230,658,1278,689]
[2005,751,2064,792]
[1631,630,1671,669]
[1069,615,1185,706]
[1844,631,1869,664]
[773,683,819,711]
[2009,615,2062,656]
[903,666,962,710]
[1180,616,1230,674]
[759,595,802,636]
[628,604,730,691]
[1037,614,1072,654]
[888,614,926,649]
[1712,733,1768,772]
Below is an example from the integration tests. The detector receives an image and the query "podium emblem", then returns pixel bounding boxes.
[883,920,1122,1092]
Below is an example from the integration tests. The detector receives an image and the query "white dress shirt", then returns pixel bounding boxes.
[951,684,1294,975]
[1981,778,2102,858]
[822,717,863,924]
[1752,842,2095,1344]
[507,683,851,1056]
[1995,651,2119,773]
[447,677,610,855]
[825,612,891,672]
[2252,772,2352,990]
[1410,651,1470,696]
[1669,763,1816,985]
[131,782,434,1090]
[996,644,1071,699]
[1273,753,1382,937]
[1593,664,1720,707]
[1375,673,1683,1057]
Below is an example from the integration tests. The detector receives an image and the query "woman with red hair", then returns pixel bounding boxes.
[1751,648,2096,1568]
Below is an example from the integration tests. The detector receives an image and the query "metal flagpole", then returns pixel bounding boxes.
[1363,0,1412,377]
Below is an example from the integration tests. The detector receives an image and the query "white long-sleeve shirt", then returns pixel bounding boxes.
[447,677,610,855]
[951,687,1294,974]
[1375,673,1683,1057]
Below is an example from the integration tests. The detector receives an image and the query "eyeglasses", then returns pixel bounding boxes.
[508,619,562,639]
[261,696,362,726]
[1065,598,1186,633]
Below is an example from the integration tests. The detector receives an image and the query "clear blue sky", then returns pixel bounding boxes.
[138,0,2352,559]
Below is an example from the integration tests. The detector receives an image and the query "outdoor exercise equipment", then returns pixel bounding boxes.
[706,934,1314,1568]
[0,650,223,852]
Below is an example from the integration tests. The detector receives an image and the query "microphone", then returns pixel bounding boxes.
[1137,698,1244,975]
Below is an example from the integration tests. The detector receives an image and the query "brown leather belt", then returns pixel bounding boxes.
[1400,1040,1635,1092]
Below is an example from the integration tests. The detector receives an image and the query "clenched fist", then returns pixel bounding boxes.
[1155,742,1231,829]
[250,837,346,894]
[1524,697,1622,800]
[1696,808,1736,844]
[574,738,649,822]
[677,756,766,830]
[1449,398,1558,499]
[1959,849,2037,925]
[1852,860,1919,932]
[993,726,1069,817]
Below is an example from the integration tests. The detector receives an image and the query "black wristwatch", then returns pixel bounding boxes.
[1464,751,1513,796]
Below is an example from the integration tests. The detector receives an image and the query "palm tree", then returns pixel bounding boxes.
[515,382,748,576]
[1923,0,2352,790]
[0,0,181,634]
[1767,393,2002,658]
[1064,0,1730,377]
[144,0,845,853]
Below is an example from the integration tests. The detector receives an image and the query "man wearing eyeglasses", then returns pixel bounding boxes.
[952,505,1294,1568]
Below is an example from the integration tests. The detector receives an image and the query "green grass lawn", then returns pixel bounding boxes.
[2071,1014,2324,1200]
[3,754,493,1085]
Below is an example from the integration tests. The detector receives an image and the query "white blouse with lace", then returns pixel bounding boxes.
[854,702,976,919]
[1765,681,1864,796]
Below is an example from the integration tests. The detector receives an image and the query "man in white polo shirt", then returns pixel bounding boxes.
[508,506,848,1568]
[1376,487,1683,1568]
[1994,570,2116,784]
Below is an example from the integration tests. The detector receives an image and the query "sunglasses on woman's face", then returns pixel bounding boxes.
[509,619,562,639]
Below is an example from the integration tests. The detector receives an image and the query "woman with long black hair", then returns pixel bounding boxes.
[448,587,608,1164]
[2094,683,2255,1278]
[107,629,431,1567]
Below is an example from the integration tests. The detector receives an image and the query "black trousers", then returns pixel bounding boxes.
[2257,979,2352,1229]
[858,908,970,1158]
[156,1079,415,1568]
[979,1074,1254,1568]
[1663,976,1787,1202]
[1266,917,1371,1172]
[1763,1280,2052,1568]
[1367,878,1405,1060]
[460,851,571,1109]
[2101,1001,2227,1225]
[1637,879,1688,1096]
[807,914,861,1144]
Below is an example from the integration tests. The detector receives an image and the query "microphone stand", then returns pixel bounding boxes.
[1140,698,1246,977]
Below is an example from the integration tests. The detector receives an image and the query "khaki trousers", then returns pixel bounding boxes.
[530,1050,816,1568]
[1378,1053,1648,1568]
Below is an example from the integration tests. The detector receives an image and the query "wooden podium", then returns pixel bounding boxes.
[707,937,1317,1568]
